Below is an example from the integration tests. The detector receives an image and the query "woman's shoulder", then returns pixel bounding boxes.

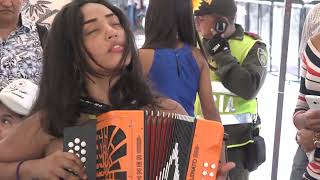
[310,33,320,51]
[138,48,155,60]
[138,48,155,75]
[190,46,208,70]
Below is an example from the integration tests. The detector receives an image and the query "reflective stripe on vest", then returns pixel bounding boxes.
[220,113,256,125]
[212,82,258,115]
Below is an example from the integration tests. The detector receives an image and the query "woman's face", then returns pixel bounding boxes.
[0,103,22,140]
[81,3,130,74]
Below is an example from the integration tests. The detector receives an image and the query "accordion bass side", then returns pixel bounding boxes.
[63,110,224,180]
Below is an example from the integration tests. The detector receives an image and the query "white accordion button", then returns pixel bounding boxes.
[211,164,216,169]
[76,153,80,157]
[202,171,208,176]
[209,172,214,177]
[74,138,80,144]
[204,162,209,167]
[81,157,87,163]
[68,149,74,153]
[81,149,86,155]
[68,142,74,148]
[74,145,80,151]
[81,141,86,147]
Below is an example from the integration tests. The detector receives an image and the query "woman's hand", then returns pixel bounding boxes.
[21,151,87,180]
[304,109,320,131]
[297,129,315,152]
[216,162,235,180]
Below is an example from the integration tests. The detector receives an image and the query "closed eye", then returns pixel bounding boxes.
[86,29,99,35]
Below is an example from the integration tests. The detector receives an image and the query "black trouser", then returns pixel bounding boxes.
[290,146,308,180]
[227,146,249,180]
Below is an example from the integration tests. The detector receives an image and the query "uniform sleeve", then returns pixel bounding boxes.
[213,42,268,100]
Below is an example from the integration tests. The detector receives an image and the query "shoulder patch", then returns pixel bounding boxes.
[257,48,268,66]
[244,32,261,40]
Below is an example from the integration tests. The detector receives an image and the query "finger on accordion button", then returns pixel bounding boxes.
[68,149,74,153]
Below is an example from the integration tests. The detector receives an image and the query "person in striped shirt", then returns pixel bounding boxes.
[295,33,320,180]
[290,3,320,180]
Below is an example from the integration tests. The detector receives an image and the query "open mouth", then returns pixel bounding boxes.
[109,45,124,53]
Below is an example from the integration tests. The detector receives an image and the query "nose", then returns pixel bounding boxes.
[104,25,119,41]
[105,33,118,41]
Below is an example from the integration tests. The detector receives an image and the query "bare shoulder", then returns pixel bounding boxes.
[191,46,207,68]
[156,98,188,115]
[138,48,155,75]
[138,48,154,59]
[310,33,320,51]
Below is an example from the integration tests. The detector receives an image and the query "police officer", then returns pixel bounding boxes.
[193,0,268,179]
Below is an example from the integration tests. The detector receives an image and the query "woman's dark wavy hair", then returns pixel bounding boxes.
[142,0,197,49]
[33,0,158,137]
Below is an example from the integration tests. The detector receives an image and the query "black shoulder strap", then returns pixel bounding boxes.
[36,23,48,48]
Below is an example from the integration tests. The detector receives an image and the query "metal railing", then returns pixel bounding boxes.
[235,0,315,78]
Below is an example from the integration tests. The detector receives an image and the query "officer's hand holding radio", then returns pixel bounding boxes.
[205,33,229,56]
[204,17,230,56]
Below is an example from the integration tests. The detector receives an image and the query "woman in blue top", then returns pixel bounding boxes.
[139,0,220,121]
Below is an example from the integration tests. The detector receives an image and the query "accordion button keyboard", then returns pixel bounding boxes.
[202,171,208,176]
[204,162,209,167]
[81,157,87,163]
[81,149,86,155]
[81,141,86,147]
[74,138,80,144]
[211,164,216,169]
[68,142,74,148]
[74,145,80,151]
[209,172,214,177]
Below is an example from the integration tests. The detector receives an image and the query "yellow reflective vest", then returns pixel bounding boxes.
[194,34,262,148]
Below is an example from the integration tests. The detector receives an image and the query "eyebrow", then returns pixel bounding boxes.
[83,13,116,25]
[0,114,15,119]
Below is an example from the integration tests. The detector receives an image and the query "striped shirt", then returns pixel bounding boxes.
[296,39,320,112]
[298,40,320,180]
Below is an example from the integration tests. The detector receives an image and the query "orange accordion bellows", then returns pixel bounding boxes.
[63,110,224,180]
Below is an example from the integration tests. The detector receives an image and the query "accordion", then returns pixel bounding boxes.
[63,110,224,180]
